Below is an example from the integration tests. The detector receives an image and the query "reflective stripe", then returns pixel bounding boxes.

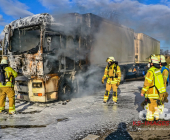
[107,78,118,84]
[113,97,117,102]
[0,107,5,110]
[145,94,159,99]
[110,81,117,84]
[142,88,148,91]
[104,95,109,101]
[146,77,152,82]
[9,106,15,113]
[9,110,15,113]
[9,107,14,110]
[0,82,14,87]
[104,75,107,77]
[157,87,166,93]
[155,70,160,74]
[117,71,120,72]
[146,107,154,121]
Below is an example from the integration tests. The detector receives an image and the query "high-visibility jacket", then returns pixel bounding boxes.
[0,67,18,87]
[161,66,169,87]
[141,66,166,99]
[102,63,121,84]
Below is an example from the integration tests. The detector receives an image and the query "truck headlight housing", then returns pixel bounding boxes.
[32,82,42,88]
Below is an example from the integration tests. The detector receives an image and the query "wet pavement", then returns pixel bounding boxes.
[0,81,170,140]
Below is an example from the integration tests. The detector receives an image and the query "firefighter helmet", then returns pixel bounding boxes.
[106,56,115,62]
[160,55,166,63]
[154,54,166,63]
[149,54,159,64]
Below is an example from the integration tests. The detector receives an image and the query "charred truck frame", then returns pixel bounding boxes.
[1,13,160,102]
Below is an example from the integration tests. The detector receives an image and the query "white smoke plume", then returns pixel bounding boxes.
[39,0,170,48]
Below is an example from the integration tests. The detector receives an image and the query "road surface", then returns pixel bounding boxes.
[0,81,170,140]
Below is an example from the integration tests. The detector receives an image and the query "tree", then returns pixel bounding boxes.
[164,50,169,55]
[160,49,164,55]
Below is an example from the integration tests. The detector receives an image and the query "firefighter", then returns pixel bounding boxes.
[102,57,121,104]
[157,55,169,114]
[141,54,166,121]
[159,55,169,88]
[0,57,18,115]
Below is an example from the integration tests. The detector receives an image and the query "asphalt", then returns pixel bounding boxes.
[1,81,169,140]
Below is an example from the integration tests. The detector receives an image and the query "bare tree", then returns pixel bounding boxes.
[160,49,164,55]
[164,50,169,55]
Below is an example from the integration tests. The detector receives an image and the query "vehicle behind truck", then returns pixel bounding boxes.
[1,13,160,102]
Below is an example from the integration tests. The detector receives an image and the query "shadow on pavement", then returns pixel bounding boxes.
[105,122,132,140]
[17,102,34,112]
[134,86,145,112]
[15,101,28,108]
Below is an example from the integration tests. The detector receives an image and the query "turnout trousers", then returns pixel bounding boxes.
[0,87,15,113]
[146,98,159,121]
[103,83,118,102]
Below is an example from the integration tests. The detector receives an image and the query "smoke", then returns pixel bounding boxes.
[33,13,107,97]
[9,0,170,98]
[74,65,104,97]
[39,0,170,48]
[42,10,135,97]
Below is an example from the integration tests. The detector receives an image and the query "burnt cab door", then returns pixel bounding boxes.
[44,32,76,73]
[43,31,61,74]
[59,36,76,73]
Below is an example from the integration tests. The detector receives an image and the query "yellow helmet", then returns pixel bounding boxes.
[154,54,166,63]
[149,54,159,64]
[106,56,115,62]
[160,55,166,63]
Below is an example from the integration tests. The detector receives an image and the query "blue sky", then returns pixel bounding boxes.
[0,0,170,50]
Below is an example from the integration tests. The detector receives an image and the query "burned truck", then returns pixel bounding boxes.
[1,13,160,102]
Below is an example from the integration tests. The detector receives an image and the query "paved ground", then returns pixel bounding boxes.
[0,81,170,140]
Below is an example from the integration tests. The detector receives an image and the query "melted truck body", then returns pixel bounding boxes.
[2,13,160,102]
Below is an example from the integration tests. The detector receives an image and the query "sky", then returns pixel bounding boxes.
[0,0,170,50]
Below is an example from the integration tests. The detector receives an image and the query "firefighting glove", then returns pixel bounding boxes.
[116,82,120,86]
[162,92,168,103]
[159,93,165,104]
[102,79,104,84]
[164,92,169,103]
